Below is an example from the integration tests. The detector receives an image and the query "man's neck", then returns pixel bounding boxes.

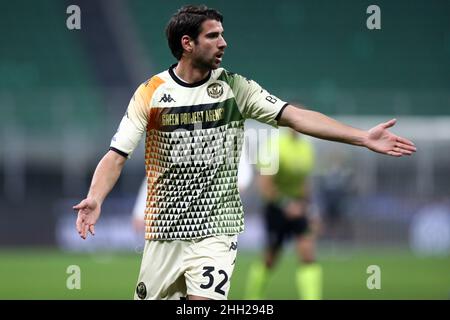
[174,59,210,84]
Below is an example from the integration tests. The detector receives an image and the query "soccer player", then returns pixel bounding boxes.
[73,5,416,300]
[245,129,322,300]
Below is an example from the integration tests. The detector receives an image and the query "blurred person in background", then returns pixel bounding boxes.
[318,148,354,246]
[244,128,322,300]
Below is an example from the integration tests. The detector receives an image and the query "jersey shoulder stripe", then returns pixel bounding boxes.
[216,69,238,86]
[140,75,165,113]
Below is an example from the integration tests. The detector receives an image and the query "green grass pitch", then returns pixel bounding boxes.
[0,248,448,299]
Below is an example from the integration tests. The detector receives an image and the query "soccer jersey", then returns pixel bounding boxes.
[111,65,287,240]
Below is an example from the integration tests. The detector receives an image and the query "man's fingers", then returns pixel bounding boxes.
[395,142,417,152]
[79,223,86,239]
[76,215,89,240]
[88,225,95,236]
[83,223,89,239]
[392,146,412,156]
[399,149,412,155]
[388,151,402,157]
[396,136,416,147]
[382,118,397,129]
[76,215,83,235]
[80,221,86,239]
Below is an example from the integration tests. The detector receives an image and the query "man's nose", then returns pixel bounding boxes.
[218,36,227,49]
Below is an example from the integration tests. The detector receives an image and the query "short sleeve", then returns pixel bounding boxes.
[232,74,288,127]
[110,76,164,158]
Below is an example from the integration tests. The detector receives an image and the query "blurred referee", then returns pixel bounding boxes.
[245,128,322,300]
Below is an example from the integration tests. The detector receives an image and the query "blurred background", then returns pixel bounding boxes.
[0,0,449,299]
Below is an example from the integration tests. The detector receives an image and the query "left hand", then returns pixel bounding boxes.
[365,119,416,157]
[73,198,101,239]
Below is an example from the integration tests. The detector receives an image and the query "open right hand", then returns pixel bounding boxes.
[365,119,416,157]
[73,198,101,239]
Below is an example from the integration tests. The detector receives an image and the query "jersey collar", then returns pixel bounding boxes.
[169,63,212,88]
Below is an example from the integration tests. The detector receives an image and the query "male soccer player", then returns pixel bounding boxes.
[245,129,322,300]
[73,5,416,300]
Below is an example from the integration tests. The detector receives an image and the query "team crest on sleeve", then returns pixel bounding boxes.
[207,82,223,98]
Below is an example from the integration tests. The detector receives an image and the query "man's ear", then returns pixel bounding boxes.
[181,35,194,53]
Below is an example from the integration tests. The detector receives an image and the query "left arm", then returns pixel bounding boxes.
[278,105,416,157]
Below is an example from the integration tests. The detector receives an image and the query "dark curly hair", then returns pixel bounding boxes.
[166,5,223,60]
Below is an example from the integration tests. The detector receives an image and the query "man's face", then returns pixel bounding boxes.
[191,19,227,70]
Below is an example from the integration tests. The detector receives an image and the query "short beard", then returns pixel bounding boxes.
[192,55,218,71]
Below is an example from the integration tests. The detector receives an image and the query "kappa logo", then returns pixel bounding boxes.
[159,93,176,103]
[229,242,238,251]
[136,282,147,299]
[207,82,223,99]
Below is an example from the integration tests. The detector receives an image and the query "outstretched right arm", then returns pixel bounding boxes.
[73,150,126,239]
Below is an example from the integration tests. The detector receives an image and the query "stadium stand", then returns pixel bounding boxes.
[128,0,450,115]
[0,1,103,135]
